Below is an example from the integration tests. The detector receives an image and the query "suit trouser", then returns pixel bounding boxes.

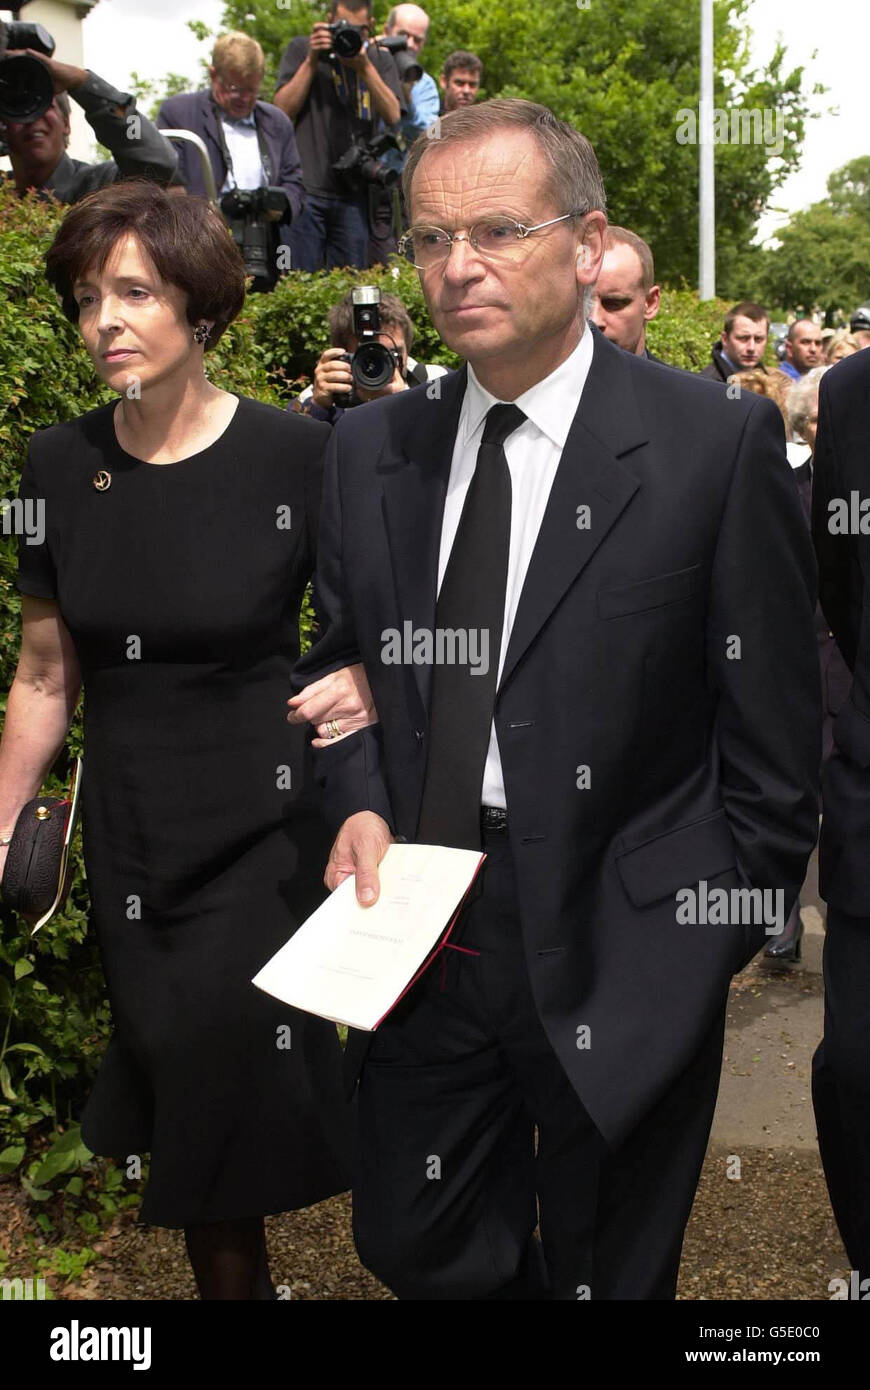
[352,831,727,1300]
[813,906,870,1273]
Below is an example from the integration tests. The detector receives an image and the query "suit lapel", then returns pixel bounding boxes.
[199,92,228,189]
[379,333,648,716]
[498,331,647,690]
[379,366,467,718]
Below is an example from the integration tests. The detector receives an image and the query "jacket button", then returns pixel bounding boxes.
[414,729,424,743]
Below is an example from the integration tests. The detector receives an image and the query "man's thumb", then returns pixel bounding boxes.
[355,844,381,906]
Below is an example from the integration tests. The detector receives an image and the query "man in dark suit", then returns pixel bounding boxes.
[292,98,821,1299]
[811,349,870,1278]
[157,32,304,288]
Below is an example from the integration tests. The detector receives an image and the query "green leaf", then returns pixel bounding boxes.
[0,1062,16,1102]
[0,1143,26,1174]
[21,1173,52,1202]
[14,957,35,979]
[31,1125,93,1187]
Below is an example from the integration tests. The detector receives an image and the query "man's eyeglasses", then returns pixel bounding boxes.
[218,78,259,98]
[398,213,585,269]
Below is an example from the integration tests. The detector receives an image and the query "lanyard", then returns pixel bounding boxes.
[209,95,274,188]
[330,57,372,123]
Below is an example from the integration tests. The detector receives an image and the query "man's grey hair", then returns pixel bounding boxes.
[787,365,828,443]
[401,97,607,222]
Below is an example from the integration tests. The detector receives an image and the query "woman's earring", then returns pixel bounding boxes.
[193,323,211,345]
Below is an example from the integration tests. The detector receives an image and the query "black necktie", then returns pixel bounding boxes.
[416,403,526,849]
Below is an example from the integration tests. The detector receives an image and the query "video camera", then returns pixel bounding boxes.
[0,20,56,125]
[335,286,403,406]
[219,186,290,286]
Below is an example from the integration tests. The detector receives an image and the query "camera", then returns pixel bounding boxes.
[219,186,290,286]
[376,36,423,85]
[322,20,365,61]
[332,132,400,193]
[0,20,56,125]
[336,287,403,405]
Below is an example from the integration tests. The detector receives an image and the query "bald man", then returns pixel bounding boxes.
[588,226,661,359]
[781,319,824,381]
[383,5,440,155]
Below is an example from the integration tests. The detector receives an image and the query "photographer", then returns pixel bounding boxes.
[291,287,446,422]
[0,20,177,202]
[369,5,439,264]
[157,33,304,292]
[273,0,403,270]
[380,6,439,162]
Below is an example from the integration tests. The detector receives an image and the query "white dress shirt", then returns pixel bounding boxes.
[219,112,264,193]
[436,328,595,809]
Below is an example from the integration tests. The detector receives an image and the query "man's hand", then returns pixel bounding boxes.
[307,23,334,67]
[311,347,354,410]
[287,662,377,745]
[337,43,372,76]
[7,50,87,94]
[325,811,393,904]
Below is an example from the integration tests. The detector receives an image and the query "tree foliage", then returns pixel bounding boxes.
[751,157,870,321]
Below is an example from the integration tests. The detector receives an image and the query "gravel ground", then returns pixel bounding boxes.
[3,1143,844,1302]
[1,941,849,1302]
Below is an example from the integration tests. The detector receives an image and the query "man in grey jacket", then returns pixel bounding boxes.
[1,47,177,203]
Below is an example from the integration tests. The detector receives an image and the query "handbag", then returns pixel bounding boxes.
[1,758,83,933]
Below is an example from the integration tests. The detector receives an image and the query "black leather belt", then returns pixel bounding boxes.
[481,805,508,834]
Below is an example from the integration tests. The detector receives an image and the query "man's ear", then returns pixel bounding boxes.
[438,73,446,92]
[644,285,661,323]
[575,211,606,288]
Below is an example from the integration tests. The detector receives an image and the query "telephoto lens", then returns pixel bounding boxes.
[0,21,56,124]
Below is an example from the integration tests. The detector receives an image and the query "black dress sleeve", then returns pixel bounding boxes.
[15,434,57,599]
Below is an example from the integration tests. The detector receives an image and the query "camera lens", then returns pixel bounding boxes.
[333,26,363,59]
[352,343,394,391]
[0,54,55,123]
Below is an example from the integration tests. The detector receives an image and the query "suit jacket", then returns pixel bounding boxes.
[156,90,305,247]
[294,326,821,1147]
[811,350,870,913]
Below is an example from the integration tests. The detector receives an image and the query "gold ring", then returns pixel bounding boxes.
[326,719,343,739]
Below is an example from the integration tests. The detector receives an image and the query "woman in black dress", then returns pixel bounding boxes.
[0,181,374,1298]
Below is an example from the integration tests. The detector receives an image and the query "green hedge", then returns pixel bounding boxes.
[0,180,734,1223]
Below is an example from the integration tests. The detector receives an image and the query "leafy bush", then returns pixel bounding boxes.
[646,288,731,370]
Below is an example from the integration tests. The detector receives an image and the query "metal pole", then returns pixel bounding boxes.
[699,0,715,300]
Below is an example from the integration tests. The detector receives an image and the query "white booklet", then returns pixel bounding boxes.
[252,842,486,1031]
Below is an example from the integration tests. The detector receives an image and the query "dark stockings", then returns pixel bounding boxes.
[184,1216,276,1300]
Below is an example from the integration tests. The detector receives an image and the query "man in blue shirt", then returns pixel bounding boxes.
[368,5,440,264]
[780,319,824,381]
[382,6,440,162]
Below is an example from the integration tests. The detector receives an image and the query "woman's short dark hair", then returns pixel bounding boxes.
[45,179,247,349]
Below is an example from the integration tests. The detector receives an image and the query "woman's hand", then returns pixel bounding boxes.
[287,663,377,747]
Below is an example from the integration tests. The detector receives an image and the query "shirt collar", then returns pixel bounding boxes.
[221,109,257,128]
[462,327,595,449]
